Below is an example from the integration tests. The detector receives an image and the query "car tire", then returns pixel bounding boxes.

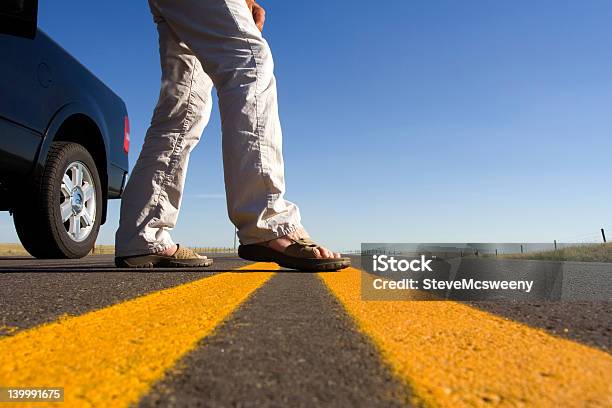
[13,142,103,259]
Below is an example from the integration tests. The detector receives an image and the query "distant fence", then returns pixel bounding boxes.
[90,245,237,255]
[339,227,610,256]
[1,227,609,257]
[0,244,238,257]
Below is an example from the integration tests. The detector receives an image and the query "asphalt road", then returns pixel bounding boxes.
[0,254,247,333]
[0,255,610,407]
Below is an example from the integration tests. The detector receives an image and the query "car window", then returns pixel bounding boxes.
[1,0,24,14]
[0,0,37,38]
[0,0,31,18]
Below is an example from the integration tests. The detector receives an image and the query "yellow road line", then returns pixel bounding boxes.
[0,262,277,407]
[320,268,612,407]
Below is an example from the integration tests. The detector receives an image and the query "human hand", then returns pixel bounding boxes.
[245,0,266,31]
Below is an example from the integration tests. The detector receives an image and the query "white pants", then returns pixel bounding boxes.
[115,0,305,257]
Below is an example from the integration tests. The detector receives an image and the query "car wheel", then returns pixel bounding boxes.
[13,142,103,259]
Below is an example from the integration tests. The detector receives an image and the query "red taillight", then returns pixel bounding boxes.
[123,116,130,154]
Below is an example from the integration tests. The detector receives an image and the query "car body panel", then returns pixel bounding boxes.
[0,118,41,177]
[0,29,129,215]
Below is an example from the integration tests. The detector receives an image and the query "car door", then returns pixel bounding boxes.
[0,0,46,180]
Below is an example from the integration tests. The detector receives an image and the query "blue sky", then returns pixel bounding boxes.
[2,0,612,250]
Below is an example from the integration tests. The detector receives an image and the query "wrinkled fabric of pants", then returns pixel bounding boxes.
[115,0,305,257]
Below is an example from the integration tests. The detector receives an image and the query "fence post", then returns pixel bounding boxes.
[601,228,607,243]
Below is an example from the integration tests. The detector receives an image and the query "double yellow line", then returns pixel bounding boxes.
[2,264,611,407]
[320,268,612,407]
[0,263,277,407]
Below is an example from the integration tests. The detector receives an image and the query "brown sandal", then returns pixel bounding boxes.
[115,245,213,268]
[238,238,350,271]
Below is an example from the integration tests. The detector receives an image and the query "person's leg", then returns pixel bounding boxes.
[115,8,214,258]
[149,0,339,260]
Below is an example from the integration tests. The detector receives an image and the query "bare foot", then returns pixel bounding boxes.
[158,244,178,256]
[266,232,341,259]
[157,245,207,259]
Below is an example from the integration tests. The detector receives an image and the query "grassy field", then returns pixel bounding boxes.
[0,243,31,256]
[0,243,236,257]
[498,242,612,263]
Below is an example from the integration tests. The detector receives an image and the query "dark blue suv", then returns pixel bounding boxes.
[0,1,129,258]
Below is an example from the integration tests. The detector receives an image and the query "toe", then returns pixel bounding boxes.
[318,246,334,259]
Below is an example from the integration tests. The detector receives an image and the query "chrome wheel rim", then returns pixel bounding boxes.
[60,161,96,242]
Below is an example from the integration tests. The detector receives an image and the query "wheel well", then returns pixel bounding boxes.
[53,114,108,224]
